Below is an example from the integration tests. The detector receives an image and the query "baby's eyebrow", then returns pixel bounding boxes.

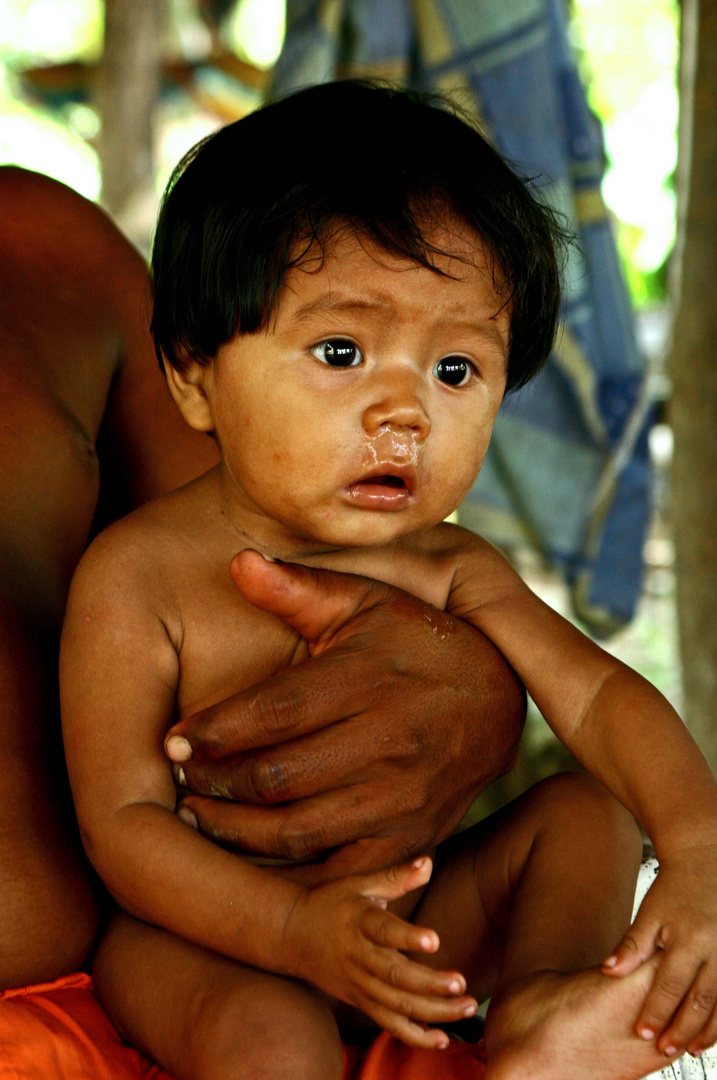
[288,294,392,322]
[288,294,507,342]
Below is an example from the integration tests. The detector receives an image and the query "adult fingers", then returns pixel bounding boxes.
[173,711,401,804]
[166,650,368,764]
[230,550,391,648]
[660,962,717,1057]
[275,836,429,887]
[176,784,390,862]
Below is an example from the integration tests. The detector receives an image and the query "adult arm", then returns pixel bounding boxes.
[166,551,526,878]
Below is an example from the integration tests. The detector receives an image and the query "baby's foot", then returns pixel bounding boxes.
[485,956,674,1080]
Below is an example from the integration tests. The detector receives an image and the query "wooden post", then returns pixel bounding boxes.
[669,0,717,771]
[96,0,164,218]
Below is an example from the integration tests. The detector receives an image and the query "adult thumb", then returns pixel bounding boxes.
[229,549,391,648]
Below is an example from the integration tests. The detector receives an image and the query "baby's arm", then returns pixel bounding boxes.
[447,528,717,1057]
[60,526,474,1048]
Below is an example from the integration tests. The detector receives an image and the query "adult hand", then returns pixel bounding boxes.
[166,550,525,878]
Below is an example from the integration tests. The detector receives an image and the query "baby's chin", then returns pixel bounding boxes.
[292,509,456,552]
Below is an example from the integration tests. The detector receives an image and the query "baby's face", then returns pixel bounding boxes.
[188,218,509,554]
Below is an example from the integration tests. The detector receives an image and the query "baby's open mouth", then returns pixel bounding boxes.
[343,471,415,509]
[357,474,406,489]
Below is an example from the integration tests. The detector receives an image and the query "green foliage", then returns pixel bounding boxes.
[571,0,680,307]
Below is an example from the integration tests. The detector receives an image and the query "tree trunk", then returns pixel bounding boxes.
[96,0,164,218]
[669,0,717,772]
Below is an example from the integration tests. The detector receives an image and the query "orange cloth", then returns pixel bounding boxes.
[344,1031,487,1079]
[0,973,486,1079]
[0,973,173,1079]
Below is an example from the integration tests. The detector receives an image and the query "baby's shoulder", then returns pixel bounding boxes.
[337,522,500,611]
[397,520,503,571]
[70,483,204,620]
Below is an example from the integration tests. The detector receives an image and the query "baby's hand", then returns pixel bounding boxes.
[602,843,717,1058]
[282,856,477,1048]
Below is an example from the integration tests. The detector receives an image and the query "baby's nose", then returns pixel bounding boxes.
[362,379,431,442]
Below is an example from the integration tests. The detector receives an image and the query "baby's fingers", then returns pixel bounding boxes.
[364,939,468,1000]
[603,911,662,977]
[356,857,433,908]
[659,962,717,1059]
[635,949,702,1042]
[361,905,440,955]
[360,972,476,1028]
[367,1003,450,1050]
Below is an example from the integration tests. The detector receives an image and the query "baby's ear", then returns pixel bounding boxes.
[164,357,215,433]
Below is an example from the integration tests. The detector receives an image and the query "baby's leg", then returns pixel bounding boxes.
[93,911,343,1080]
[414,772,672,1079]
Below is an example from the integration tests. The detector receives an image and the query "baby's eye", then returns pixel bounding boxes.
[310,339,362,367]
[433,356,474,387]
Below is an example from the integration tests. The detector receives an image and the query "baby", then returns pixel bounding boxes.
[60,83,717,1080]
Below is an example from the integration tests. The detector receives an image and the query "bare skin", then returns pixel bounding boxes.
[89,774,648,1080]
[0,167,522,995]
[0,166,218,987]
[61,223,717,1074]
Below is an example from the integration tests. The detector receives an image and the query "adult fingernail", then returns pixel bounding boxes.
[639,1028,655,1041]
[177,806,198,829]
[166,736,192,762]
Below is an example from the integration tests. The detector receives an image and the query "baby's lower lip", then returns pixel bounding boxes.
[342,479,414,510]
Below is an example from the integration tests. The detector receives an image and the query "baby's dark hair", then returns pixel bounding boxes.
[151,80,569,393]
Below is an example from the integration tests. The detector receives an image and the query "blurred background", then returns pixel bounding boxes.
[1,0,713,811]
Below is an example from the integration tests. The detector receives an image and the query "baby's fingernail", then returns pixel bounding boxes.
[419,933,434,950]
[259,552,275,562]
[411,857,427,869]
[166,736,193,762]
[463,1003,477,1017]
[603,955,617,968]
[438,1036,449,1050]
[639,1028,656,1042]
[174,764,187,787]
[177,806,198,829]
[448,979,463,994]
[663,1047,678,1058]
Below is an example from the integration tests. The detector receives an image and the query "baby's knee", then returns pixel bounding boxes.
[527,772,641,852]
[196,979,343,1080]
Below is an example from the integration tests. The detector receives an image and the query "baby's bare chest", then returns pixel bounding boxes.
[172,577,308,720]
[167,539,453,722]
